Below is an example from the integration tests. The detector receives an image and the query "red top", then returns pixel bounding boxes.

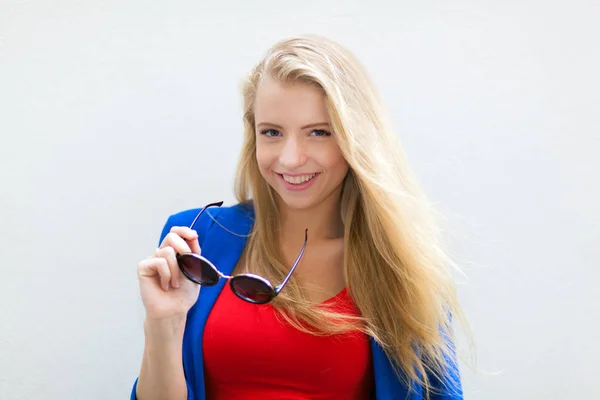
[203,285,374,400]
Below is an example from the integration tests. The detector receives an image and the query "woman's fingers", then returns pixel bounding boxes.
[165,227,201,255]
[142,226,201,291]
[155,246,181,289]
[137,257,171,291]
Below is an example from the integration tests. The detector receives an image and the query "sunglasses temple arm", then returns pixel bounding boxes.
[189,201,224,229]
[275,229,308,292]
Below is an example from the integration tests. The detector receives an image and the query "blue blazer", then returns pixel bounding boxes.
[131,202,462,400]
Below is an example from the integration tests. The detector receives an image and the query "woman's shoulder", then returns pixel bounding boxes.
[158,201,255,245]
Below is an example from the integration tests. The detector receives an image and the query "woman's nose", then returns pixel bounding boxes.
[279,137,307,169]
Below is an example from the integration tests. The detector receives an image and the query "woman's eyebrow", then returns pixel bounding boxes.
[256,122,330,130]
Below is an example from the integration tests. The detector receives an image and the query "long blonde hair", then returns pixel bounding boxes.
[234,35,466,396]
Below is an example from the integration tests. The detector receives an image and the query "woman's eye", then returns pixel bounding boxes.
[260,129,282,137]
[310,129,331,137]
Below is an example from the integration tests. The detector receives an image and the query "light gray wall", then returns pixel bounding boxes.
[1,1,598,399]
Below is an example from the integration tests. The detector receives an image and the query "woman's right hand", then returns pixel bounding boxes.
[137,226,202,320]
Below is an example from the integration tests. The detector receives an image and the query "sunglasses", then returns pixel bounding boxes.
[176,201,308,304]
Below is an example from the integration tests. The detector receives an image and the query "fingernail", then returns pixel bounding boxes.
[174,281,180,288]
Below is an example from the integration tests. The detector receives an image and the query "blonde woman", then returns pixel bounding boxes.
[132,35,465,400]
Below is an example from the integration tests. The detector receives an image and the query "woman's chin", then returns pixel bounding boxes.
[278,197,315,211]
[272,189,316,211]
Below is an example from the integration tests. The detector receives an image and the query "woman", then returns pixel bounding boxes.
[132,35,465,400]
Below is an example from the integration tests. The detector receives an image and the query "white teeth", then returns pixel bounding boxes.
[282,173,317,184]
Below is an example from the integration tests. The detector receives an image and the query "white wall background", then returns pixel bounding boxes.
[1,1,598,399]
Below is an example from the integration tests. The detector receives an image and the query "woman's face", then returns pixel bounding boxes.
[253,77,349,211]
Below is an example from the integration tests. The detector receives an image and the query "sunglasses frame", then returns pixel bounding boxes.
[175,201,308,304]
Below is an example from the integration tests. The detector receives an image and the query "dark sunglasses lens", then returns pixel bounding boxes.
[178,255,219,285]
[231,277,274,304]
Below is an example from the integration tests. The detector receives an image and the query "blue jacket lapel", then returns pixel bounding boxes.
[183,204,254,400]
[197,203,255,321]
[371,339,414,399]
